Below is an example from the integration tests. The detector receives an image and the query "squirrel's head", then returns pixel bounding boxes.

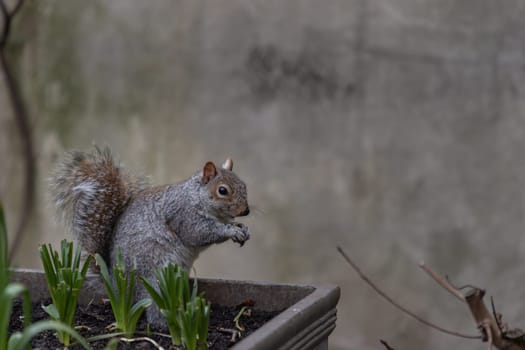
[200,158,250,222]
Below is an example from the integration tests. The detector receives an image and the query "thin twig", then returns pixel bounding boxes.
[481,321,493,350]
[136,331,173,339]
[465,290,505,348]
[0,0,35,263]
[419,262,466,302]
[0,0,9,48]
[448,280,479,291]
[11,0,23,18]
[490,296,507,338]
[217,327,241,342]
[0,0,22,49]
[234,306,248,331]
[380,339,395,350]
[118,336,167,350]
[336,246,480,339]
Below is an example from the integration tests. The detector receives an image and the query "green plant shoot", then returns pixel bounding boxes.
[1,200,90,350]
[141,263,190,345]
[2,283,91,350]
[234,306,247,332]
[39,240,92,346]
[0,202,29,350]
[178,296,210,350]
[0,201,9,291]
[141,264,209,349]
[95,252,151,337]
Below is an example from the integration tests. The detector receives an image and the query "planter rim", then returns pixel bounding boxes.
[232,282,339,350]
[12,267,334,289]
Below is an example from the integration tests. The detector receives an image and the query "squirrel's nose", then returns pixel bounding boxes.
[239,207,250,216]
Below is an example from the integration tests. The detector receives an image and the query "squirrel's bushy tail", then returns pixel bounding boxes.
[50,147,142,260]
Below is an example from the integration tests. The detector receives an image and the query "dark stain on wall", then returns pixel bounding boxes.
[245,45,354,101]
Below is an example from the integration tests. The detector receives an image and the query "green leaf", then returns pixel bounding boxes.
[8,320,91,350]
[0,202,90,350]
[198,300,210,349]
[95,254,117,304]
[39,240,90,346]
[0,200,9,291]
[42,304,59,320]
[79,253,93,279]
[141,264,209,347]
[72,244,82,270]
[96,252,150,338]
[128,299,152,336]
[130,298,152,317]
[6,332,23,350]
[140,277,164,308]
[0,283,31,350]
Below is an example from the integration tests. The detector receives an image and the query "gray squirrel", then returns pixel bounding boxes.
[50,147,250,327]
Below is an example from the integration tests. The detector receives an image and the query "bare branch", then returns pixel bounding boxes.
[0,0,23,49]
[483,321,493,350]
[0,0,9,48]
[336,246,480,339]
[0,0,7,16]
[419,262,465,302]
[380,340,395,350]
[0,0,34,262]
[422,263,525,350]
[11,0,24,18]
[465,289,507,349]
[491,297,506,336]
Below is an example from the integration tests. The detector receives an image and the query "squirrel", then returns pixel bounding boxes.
[49,147,250,327]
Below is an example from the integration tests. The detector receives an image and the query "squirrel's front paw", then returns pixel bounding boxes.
[230,223,250,247]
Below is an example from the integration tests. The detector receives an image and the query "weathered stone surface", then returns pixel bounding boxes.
[2,1,525,348]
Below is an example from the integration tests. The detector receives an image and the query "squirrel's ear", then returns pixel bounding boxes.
[222,158,233,171]
[202,161,218,184]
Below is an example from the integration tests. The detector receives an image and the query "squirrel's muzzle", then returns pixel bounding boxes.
[238,207,250,217]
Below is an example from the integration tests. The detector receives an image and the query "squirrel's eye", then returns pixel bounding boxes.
[218,185,229,196]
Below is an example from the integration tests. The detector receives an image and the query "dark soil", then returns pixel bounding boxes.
[9,298,280,349]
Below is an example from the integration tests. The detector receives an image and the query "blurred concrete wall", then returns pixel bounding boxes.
[2,0,525,348]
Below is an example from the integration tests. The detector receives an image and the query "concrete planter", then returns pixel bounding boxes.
[12,269,340,350]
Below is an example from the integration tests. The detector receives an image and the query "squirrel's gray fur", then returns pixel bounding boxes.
[50,147,250,327]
